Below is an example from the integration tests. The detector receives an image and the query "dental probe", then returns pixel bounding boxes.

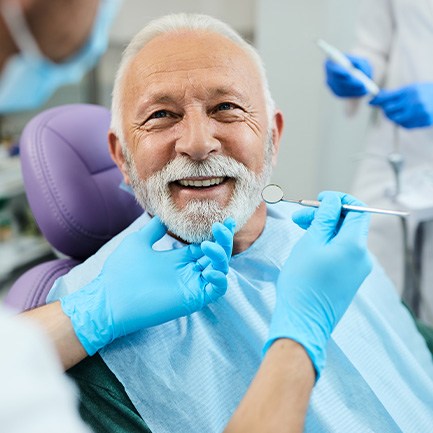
[261,184,410,218]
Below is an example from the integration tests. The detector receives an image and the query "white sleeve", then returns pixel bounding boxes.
[352,0,395,85]
[0,307,92,433]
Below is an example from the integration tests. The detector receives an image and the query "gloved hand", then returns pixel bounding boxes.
[263,191,372,378]
[369,82,433,128]
[61,216,235,355]
[325,55,373,97]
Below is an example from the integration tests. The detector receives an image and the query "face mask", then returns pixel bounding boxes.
[0,0,120,114]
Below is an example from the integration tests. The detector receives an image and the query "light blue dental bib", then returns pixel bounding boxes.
[49,202,433,432]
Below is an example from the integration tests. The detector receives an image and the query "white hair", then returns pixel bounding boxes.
[110,13,276,144]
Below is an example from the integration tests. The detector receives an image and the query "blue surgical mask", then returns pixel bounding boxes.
[0,0,120,114]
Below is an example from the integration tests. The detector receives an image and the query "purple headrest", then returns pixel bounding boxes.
[20,104,143,260]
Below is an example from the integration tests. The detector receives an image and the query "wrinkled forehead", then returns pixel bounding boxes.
[122,30,265,105]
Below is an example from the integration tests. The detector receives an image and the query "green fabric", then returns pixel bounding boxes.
[67,353,151,433]
[414,319,433,358]
[402,302,433,360]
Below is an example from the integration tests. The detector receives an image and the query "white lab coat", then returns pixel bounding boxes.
[0,306,91,433]
[350,0,433,323]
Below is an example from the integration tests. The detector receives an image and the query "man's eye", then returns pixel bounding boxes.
[149,110,168,119]
[216,102,236,111]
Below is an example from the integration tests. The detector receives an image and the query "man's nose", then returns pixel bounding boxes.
[175,113,221,160]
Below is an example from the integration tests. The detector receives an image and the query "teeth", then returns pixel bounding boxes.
[178,177,225,187]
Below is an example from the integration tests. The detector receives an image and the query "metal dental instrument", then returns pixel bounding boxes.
[262,184,410,218]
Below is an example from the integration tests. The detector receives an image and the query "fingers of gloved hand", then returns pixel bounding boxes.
[369,88,405,106]
[325,59,352,79]
[326,75,367,97]
[398,114,433,129]
[188,243,206,260]
[386,111,415,128]
[202,269,228,302]
[212,220,235,259]
[292,207,317,230]
[325,56,371,98]
[135,216,168,248]
[369,89,395,106]
[190,244,212,272]
[347,55,373,78]
[379,98,426,128]
[334,206,371,248]
[317,191,370,247]
[200,241,229,274]
[292,192,366,234]
[325,55,371,79]
[195,254,211,271]
[307,191,342,243]
[379,99,408,117]
[223,217,236,234]
[332,83,367,97]
[379,86,433,127]
[380,105,412,127]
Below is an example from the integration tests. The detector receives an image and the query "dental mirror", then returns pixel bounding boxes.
[261,184,284,204]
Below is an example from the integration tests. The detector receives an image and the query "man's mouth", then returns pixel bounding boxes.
[176,176,227,188]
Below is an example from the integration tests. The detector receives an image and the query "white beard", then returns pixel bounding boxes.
[126,137,273,244]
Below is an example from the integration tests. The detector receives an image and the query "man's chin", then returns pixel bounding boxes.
[153,203,222,244]
[164,221,215,244]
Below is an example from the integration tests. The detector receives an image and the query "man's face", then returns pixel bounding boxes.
[111,30,282,244]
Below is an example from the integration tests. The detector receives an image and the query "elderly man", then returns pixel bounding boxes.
[40,13,433,433]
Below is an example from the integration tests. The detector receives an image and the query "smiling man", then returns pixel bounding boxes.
[108,24,282,251]
[46,13,433,433]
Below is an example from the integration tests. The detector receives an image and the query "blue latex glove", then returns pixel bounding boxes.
[263,191,372,378]
[325,55,373,97]
[61,216,235,355]
[369,83,433,128]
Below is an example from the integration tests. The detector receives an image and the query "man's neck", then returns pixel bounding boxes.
[232,203,267,255]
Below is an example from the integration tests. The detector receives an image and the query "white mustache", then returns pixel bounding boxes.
[157,155,251,183]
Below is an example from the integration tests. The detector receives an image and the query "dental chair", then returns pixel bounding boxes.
[4,104,143,312]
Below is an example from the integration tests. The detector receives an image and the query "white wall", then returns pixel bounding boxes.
[109,0,255,43]
[256,0,370,198]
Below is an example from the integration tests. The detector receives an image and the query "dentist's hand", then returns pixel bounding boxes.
[264,192,372,378]
[369,82,433,128]
[61,216,235,355]
[325,55,373,97]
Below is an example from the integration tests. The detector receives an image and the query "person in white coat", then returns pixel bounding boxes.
[324,0,433,323]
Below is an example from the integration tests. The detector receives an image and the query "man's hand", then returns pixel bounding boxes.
[370,82,433,128]
[325,55,373,97]
[264,191,372,377]
[61,216,235,355]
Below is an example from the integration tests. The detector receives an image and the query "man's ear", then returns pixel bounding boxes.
[108,130,131,184]
[270,110,284,167]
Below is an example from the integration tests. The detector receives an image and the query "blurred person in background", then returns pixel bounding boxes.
[324,0,433,322]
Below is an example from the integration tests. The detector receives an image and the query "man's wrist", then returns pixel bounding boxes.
[264,305,331,378]
[60,276,112,355]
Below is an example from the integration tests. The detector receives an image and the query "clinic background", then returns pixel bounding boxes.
[0,0,368,294]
